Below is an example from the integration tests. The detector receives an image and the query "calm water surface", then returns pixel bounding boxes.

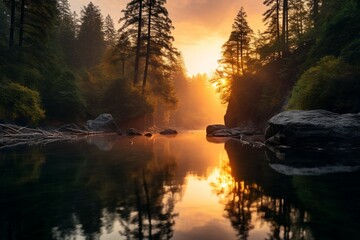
[0,132,359,239]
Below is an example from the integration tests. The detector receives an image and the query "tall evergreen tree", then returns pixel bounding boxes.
[263,0,281,57]
[57,0,72,19]
[120,0,145,85]
[72,11,80,37]
[263,0,281,52]
[57,0,78,67]
[104,14,117,49]
[142,0,178,96]
[113,31,132,78]
[18,0,25,47]
[119,0,178,105]
[142,0,153,94]
[8,0,15,49]
[212,7,253,103]
[231,7,253,75]
[288,0,308,46]
[78,2,105,68]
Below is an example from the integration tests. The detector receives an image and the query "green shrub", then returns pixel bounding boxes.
[0,82,45,124]
[288,56,360,113]
[41,71,85,122]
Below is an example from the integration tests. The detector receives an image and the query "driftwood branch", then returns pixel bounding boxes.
[0,124,103,149]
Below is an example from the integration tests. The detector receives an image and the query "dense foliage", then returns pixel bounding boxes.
[0,0,182,128]
[1,0,358,128]
[288,56,360,113]
[0,82,45,124]
[218,0,360,128]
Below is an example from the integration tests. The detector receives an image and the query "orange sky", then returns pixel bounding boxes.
[69,0,266,76]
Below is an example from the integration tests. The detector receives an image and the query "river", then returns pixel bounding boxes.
[0,131,359,239]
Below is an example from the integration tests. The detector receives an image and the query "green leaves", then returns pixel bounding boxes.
[0,82,45,124]
[288,56,360,113]
[78,2,105,68]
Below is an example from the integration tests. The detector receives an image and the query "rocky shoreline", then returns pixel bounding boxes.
[0,114,178,149]
[206,124,265,148]
[263,110,360,174]
[207,110,360,175]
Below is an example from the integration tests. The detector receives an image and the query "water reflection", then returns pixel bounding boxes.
[211,141,313,240]
[0,133,359,239]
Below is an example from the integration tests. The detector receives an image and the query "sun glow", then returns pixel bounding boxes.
[180,37,224,76]
[208,155,234,198]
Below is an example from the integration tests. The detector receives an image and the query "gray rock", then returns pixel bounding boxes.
[160,129,178,135]
[207,125,259,138]
[206,124,226,135]
[85,114,118,132]
[266,110,360,149]
[211,128,240,137]
[126,128,142,136]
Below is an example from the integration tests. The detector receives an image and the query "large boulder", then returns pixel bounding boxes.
[206,124,259,138]
[85,114,118,132]
[265,110,360,173]
[206,124,226,135]
[266,110,360,149]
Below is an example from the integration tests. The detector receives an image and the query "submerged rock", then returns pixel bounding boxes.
[85,114,118,133]
[126,128,142,136]
[160,129,178,135]
[265,110,360,149]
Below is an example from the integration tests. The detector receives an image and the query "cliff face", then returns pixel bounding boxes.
[224,59,294,130]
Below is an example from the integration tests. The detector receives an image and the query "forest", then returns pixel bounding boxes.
[0,0,223,130]
[215,0,360,128]
[0,0,359,130]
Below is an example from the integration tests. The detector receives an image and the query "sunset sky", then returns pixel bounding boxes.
[69,0,266,76]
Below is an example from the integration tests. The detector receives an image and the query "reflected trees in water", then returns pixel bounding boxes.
[0,137,182,240]
[209,140,313,240]
[118,157,180,240]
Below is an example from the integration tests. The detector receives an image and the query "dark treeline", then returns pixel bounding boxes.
[212,0,360,128]
[0,0,216,129]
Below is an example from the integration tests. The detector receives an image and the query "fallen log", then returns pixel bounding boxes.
[0,124,104,149]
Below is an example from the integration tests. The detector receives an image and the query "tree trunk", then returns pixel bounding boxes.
[134,0,143,86]
[122,57,126,78]
[142,0,152,95]
[282,0,288,54]
[240,36,244,76]
[142,170,152,239]
[313,0,319,25]
[19,0,25,47]
[9,0,16,50]
[135,182,144,239]
[276,0,281,58]
[285,0,289,47]
[236,40,240,75]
